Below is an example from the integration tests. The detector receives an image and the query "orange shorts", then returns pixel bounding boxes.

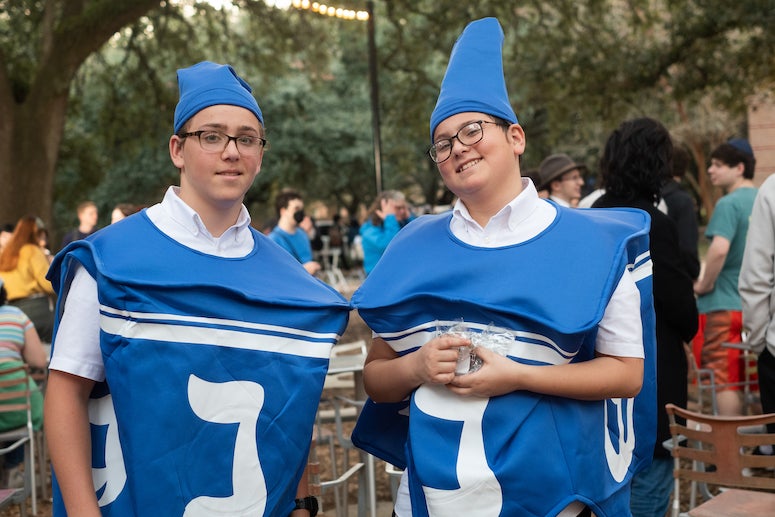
[692,311,743,390]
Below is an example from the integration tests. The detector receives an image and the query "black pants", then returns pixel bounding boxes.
[759,348,775,433]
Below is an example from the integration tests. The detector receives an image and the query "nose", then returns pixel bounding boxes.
[222,137,241,157]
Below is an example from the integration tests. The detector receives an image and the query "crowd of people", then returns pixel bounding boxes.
[0,14,772,517]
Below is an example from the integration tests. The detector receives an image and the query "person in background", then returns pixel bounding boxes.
[0,216,56,343]
[110,203,137,224]
[45,61,349,516]
[0,224,13,255]
[662,145,700,279]
[37,225,54,263]
[739,173,775,449]
[693,138,757,416]
[60,200,98,249]
[351,17,656,517]
[592,117,698,517]
[0,278,47,488]
[359,190,412,275]
[523,168,548,198]
[538,153,586,207]
[269,190,321,276]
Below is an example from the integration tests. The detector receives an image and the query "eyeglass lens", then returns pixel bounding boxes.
[429,122,486,163]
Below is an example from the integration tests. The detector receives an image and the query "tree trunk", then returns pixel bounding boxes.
[0,90,69,229]
[0,0,165,229]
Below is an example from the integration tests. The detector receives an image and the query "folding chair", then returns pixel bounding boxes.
[0,487,26,515]
[316,340,370,516]
[0,363,37,516]
[665,403,775,517]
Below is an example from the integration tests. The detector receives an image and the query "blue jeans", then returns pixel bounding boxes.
[630,457,673,517]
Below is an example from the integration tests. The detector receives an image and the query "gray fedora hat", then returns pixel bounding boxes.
[538,153,587,190]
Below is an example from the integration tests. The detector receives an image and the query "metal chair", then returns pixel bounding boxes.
[665,403,775,517]
[316,341,370,516]
[0,363,37,516]
[0,487,25,515]
[720,340,761,416]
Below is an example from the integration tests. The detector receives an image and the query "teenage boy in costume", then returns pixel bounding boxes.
[351,18,656,517]
[44,61,349,517]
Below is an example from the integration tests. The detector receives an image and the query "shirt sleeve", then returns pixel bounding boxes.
[740,179,775,353]
[48,264,105,381]
[22,244,55,295]
[595,269,644,358]
[705,196,738,241]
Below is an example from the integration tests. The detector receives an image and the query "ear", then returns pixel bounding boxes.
[169,135,185,169]
[507,124,526,156]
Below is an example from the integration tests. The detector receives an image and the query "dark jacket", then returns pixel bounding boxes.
[662,180,700,280]
[593,194,698,458]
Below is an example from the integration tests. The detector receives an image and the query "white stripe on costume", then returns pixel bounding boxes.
[629,252,653,283]
[100,309,333,359]
[100,305,341,340]
[384,320,576,365]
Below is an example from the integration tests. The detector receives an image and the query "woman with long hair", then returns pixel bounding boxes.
[0,216,56,343]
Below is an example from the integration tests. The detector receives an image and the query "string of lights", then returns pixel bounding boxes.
[290,0,369,21]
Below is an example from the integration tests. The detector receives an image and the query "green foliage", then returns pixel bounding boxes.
[23,0,775,231]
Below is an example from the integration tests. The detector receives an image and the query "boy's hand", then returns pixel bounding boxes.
[447,346,520,398]
[414,334,469,386]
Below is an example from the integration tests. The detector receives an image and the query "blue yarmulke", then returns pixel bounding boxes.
[173,61,263,134]
[429,18,517,142]
[728,138,754,157]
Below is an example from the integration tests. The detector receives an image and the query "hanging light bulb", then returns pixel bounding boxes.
[290,0,369,21]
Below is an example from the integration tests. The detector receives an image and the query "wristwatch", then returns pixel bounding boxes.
[293,496,319,516]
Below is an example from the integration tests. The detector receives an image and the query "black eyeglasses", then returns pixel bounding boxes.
[428,120,506,163]
[178,130,268,156]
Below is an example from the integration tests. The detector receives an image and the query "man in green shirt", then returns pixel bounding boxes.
[693,138,757,416]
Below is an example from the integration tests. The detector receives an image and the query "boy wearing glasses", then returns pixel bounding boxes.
[351,18,656,517]
[45,61,347,516]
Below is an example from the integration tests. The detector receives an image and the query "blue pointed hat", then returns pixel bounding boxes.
[430,17,517,142]
[173,61,264,133]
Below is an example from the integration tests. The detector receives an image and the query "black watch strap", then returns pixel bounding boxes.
[293,496,319,516]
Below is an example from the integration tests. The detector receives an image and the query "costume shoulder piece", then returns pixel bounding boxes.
[352,207,650,334]
[49,210,350,311]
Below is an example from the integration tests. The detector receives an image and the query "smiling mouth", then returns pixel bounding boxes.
[457,159,481,173]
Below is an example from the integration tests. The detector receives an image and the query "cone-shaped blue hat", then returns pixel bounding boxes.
[174,61,263,133]
[430,18,517,142]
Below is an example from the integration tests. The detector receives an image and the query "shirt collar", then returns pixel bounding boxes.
[162,186,252,239]
[452,178,542,233]
[549,195,571,208]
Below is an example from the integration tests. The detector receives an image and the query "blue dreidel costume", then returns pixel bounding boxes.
[48,62,351,517]
[351,18,656,517]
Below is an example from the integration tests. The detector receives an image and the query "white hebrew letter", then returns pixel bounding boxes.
[89,395,127,507]
[604,398,635,482]
[414,384,502,516]
[184,375,266,517]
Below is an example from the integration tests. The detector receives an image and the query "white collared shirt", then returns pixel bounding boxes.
[549,194,572,208]
[49,187,255,381]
